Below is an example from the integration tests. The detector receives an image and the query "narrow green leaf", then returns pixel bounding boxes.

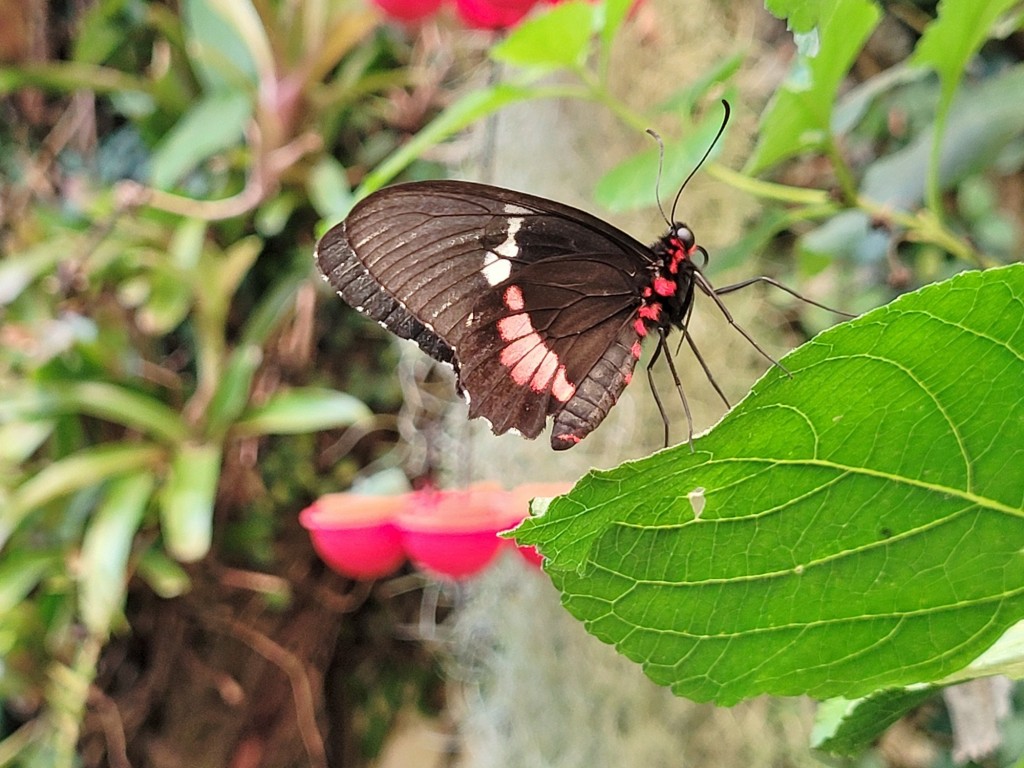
[911,0,1018,112]
[654,53,744,115]
[308,155,354,220]
[205,343,262,436]
[0,381,189,444]
[594,108,727,212]
[0,240,68,306]
[746,0,881,174]
[3,444,164,546]
[149,91,252,189]
[0,62,154,100]
[159,442,222,562]
[79,473,154,636]
[910,0,1020,212]
[516,264,1024,704]
[491,2,595,70]
[0,550,60,616]
[137,547,192,598]
[181,0,259,92]
[234,387,372,436]
[356,84,536,197]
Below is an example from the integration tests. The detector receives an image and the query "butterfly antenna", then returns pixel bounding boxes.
[646,129,672,229]
[669,100,731,224]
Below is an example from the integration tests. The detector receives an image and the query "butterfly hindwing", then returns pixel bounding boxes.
[315,180,656,447]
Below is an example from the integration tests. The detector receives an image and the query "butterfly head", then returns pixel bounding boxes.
[673,225,695,252]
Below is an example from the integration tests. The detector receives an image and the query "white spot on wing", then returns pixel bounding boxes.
[482,251,512,285]
[504,203,532,215]
[494,217,523,258]
[480,217,522,285]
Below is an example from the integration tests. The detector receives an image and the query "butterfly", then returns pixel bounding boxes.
[316,108,842,449]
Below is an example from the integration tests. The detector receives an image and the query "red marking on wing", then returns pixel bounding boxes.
[633,318,647,336]
[497,311,577,402]
[630,340,642,359]
[551,367,575,402]
[638,303,661,321]
[503,284,525,311]
[653,276,676,297]
[553,432,582,446]
[497,313,532,341]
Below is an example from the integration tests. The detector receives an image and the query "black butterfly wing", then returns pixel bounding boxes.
[315,180,654,448]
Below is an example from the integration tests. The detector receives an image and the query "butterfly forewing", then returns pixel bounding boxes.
[315,180,656,448]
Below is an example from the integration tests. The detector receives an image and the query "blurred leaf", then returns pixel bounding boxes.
[0,550,60,616]
[491,2,595,71]
[597,0,636,55]
[799,210,889,264]
[305,6,379,85]
[0,382,189,443]
[654,54,744,116]
[3,444,164,547]
[159,442,222,562]
[910,0,1020,212]
[169,218,207,271]
[238,257,308,347]
[0,62,153,100]
[515,265,1024,704]
[256,191,298,237]
[746,0,880,174]
[356,83,536,197]
[832,64,927,136]
[181,0,260,92]
[234,387,372,436]
[149,91,252,189]
[205,344,262,437]
[594,107,727,212]
[138,267,194,333]
[911,0,1019,119]
[137,547,192,598]
[79,472,154,636]
[812,688,938,756]
[763,0,829,32]
[0,420,54,464]
[0,241,68,306]
[861,65,1024,210]
[309,155,354,220]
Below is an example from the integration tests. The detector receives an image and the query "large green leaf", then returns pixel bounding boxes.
[515,265,1024,704]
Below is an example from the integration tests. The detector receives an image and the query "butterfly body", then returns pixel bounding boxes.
[316,180,704,449]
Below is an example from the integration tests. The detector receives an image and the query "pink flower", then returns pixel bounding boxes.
[372,0,444,21]
[299,482,572,579]
[454,0,539,29]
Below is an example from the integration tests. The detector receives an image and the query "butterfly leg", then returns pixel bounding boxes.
[674,298,730,409]
[683,331,730,409]
[691,271,792,376]
[648,328,696,451]
[712,274,855,318]
[646,335,672,448]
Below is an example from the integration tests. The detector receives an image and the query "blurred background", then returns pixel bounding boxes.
[1,0,1022,766]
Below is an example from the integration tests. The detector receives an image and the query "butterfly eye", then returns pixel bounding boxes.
[675,226,695,251]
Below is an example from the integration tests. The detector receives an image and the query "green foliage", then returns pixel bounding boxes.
[0,0,404,759]
[2,0,1024,762]
[517,265,1024,703]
